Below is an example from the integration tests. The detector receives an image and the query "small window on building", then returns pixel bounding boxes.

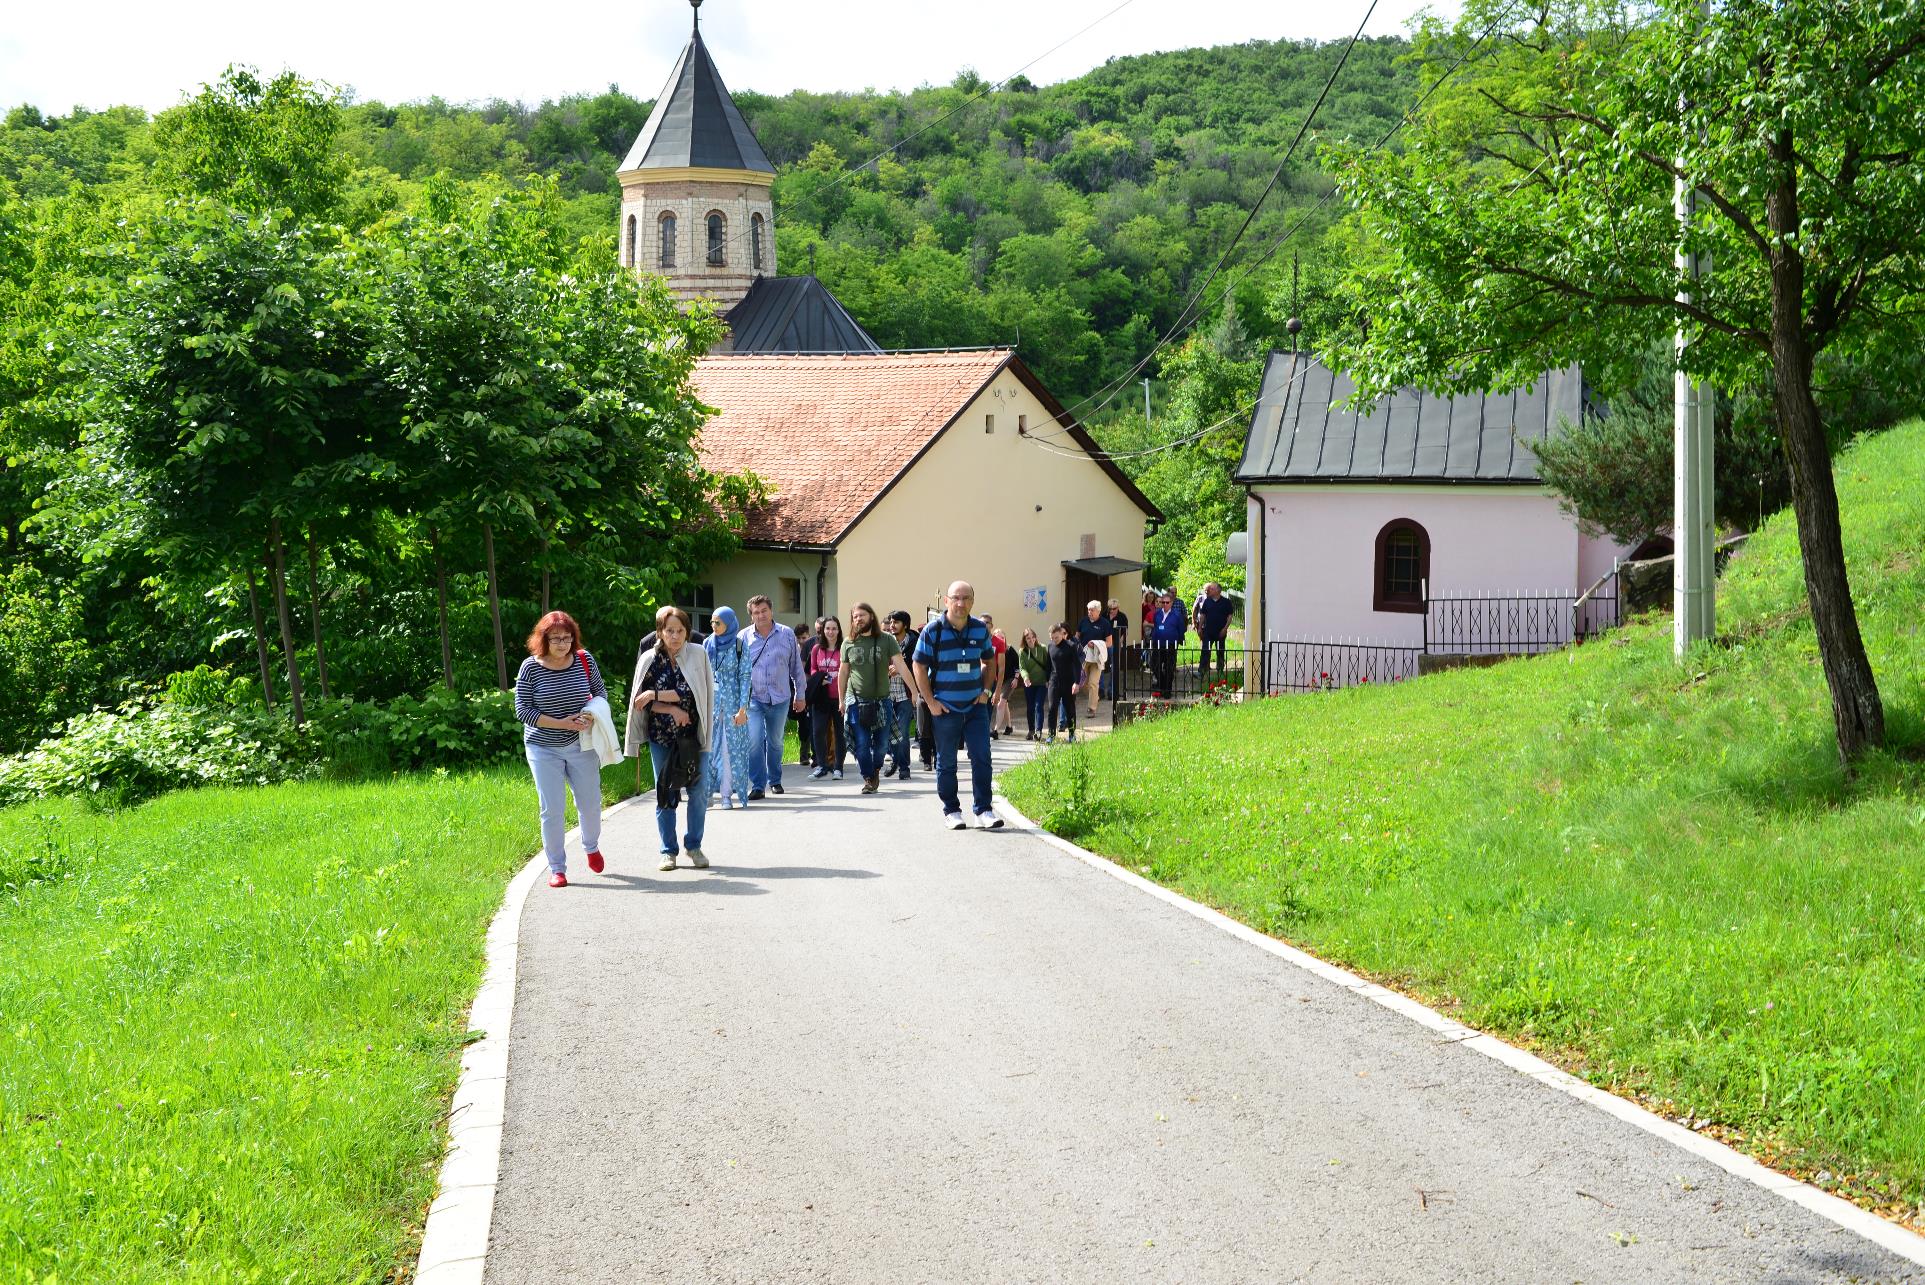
[1018,414,1027,433]
[1373,518,1431,613]
[659,212,677,269]
[751,212,766,272]
[680,583,715,614]
[779,576,802,615]
[707,211,726,267]
[625,214,637,268]
[985,414,996,434]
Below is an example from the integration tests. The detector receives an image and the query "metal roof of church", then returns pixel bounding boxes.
[722,276,882,354]
[619,27,774,174]
[1236,351,1586,485]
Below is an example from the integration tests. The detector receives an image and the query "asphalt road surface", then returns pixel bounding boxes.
[485,740,1918,1284]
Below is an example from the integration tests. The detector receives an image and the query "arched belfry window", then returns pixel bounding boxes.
[625,214,637,267]
[707,211,726,267]
[751,212,766,272]
[1373,518,1430,613]
[658,212,677,269]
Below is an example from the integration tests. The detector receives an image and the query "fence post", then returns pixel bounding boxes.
[1421,580,1430,654]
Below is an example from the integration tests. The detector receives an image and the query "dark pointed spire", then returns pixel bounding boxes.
[619,7,773,174]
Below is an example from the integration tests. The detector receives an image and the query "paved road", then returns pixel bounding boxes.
[487,740,1917,1283]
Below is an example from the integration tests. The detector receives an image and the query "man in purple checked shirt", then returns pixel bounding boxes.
[743,594,808,799]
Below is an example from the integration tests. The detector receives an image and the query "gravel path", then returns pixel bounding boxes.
[485,740,1918,1283]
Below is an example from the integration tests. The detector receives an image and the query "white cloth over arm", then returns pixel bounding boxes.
[577,696,624,766]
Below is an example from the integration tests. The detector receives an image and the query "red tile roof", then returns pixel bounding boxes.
[692,350,1013,547]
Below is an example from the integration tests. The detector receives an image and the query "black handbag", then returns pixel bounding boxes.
[854,699,883,731]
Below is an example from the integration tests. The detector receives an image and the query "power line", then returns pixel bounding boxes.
[1025,0,1526,453]
[1027,0,1383,439]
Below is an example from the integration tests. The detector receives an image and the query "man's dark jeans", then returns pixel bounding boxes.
[1197,635,1228,684]
[890,697,915,772]
[932,701,993,817]
[847,703,886,779]
[1149,641,1178,695]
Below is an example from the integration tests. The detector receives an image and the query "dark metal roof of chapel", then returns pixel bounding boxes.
[721,276,882,354]
[619,24,775,175]
[1235,351,1586,485]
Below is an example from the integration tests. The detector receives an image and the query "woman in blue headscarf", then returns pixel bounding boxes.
[706,606,753,809]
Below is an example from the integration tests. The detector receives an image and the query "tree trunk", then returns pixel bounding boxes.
[269,519,306,728]
[305,526,331,699]
[483,521,508,691]
[245,561,276,707]
[1767,131,1884,764]
[431,523,455,691]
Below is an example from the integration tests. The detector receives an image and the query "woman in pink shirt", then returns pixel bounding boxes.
[806,615,845,779]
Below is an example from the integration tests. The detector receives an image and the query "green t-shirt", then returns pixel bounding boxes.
[840,634,896,701]
[1018,643,1049,685]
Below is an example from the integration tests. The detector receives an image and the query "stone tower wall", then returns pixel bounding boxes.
[618,174,776,311]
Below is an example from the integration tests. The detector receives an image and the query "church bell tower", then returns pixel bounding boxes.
[617,0,776,310]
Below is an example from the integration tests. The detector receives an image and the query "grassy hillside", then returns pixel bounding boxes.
[1005,418,1925,1226]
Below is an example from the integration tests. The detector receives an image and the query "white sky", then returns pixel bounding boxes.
[3,0,1456,117]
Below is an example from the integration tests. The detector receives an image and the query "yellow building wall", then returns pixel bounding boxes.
[696,546,835,632]
[830,369,1147,638]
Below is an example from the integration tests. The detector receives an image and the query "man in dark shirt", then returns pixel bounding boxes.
[1194,581,1237,685]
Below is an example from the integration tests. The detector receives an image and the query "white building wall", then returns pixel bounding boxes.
[1254,484,1585,645]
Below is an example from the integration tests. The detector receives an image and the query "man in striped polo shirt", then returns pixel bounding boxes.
[911,580,1004,831]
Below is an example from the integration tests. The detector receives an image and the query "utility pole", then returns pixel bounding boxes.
[1673,0,1715,657]
[1141,378,1152,429]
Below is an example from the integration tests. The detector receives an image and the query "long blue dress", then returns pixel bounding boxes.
[706,610,753,806]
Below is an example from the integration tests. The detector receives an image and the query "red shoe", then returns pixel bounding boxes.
[586,850,605,874]
[548,872,567,888]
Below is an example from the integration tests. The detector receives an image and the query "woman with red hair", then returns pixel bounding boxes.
[515,610,609,888]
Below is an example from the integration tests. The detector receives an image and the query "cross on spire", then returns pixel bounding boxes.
[691,0,702,34]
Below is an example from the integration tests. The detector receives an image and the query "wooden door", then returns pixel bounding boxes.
[1063,568,1108,632]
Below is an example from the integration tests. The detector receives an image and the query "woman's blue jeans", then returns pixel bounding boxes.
[647,741,709,855]
[1024,684,1047,733]
[526,741,602,874]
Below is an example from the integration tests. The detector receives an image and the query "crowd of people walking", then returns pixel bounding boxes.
[512,580,1241,885]
[512,581,1132,887]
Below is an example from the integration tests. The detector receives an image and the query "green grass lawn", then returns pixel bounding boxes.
[0,758,637,1283]
[1007,418,1925,1228]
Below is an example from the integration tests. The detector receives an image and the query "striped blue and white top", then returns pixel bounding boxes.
[514,651,608,748]
[911,615,994,709]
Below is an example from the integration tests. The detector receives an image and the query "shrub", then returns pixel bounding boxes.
[0,564,112,756]
[0,702,308,809]
[305,688,525,776]
[0,685,580,808]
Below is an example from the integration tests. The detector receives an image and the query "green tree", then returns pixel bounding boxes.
[1323,0,1925,763]
[152,67,348,219]
[83,204,380,726]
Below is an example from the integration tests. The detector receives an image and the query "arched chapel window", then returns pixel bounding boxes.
[625,214,637,267]
[1373,518,1430,613]
[751,212,765,272]
[658,212,677,269]
[707,211,727,267]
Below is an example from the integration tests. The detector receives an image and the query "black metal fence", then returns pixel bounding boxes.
[1108,572,1626,706]
[1111,642,1259,703]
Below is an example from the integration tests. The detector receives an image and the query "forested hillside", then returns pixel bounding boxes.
[0,40,1416,746]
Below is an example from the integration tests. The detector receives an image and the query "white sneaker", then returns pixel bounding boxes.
[944,812,966,830]
[659,854,677,871]
[687,848,708,869]
[974,812,1004,830]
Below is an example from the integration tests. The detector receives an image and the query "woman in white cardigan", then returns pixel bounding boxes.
[626,605,715,871]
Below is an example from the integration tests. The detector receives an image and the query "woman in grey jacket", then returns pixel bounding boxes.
[627,606,715,871]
